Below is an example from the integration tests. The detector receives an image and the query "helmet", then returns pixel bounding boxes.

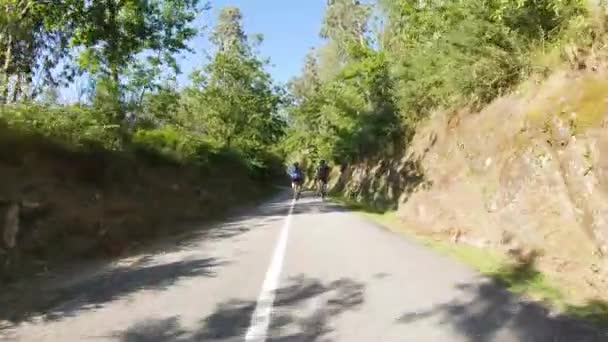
[320,159,326,165]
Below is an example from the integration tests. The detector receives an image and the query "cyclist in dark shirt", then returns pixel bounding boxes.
[315,160,330,199]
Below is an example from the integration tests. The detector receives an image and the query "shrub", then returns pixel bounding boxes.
[131,126,212,166]
[0,104,121,150]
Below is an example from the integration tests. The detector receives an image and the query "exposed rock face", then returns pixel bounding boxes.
[339,70,608,298]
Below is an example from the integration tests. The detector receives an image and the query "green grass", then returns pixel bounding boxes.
[333,195,608,326]
[333,197,508,272]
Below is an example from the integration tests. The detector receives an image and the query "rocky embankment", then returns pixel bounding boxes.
[338,68,608,302]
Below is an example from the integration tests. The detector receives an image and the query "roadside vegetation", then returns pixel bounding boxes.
[0,1,286,279]
[1,1,285,176]
[282,0,596,163]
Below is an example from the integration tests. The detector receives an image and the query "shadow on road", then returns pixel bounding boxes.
[267,276,365,342]
[0,257,226,329]
[118,316,188,342]
[397,260,608,341]
[172,190,344,248]
[0,190,350,336]
[112,275,365,342]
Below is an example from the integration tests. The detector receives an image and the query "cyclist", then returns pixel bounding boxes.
[315,160,330,199]
[287,162,304,199]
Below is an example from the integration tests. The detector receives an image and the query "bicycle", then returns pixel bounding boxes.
[317,179,328,200]
[292,178,303,200]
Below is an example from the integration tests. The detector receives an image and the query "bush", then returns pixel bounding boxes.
[0,102,284,183]
[0,104,121,150]
[131,126,213,166]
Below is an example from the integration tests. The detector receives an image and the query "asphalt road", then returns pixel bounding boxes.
[0,191,605,341]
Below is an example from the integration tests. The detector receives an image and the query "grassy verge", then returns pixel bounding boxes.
[333,196,608,326]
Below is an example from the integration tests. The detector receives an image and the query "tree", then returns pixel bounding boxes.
[1,0,204,106]
[183,6,285,155]
[317,41,343,82]
[142,83,180,124]
[124,59,164,106]
[284,0,399,163]
[288,48,320,102]
[71,0,202,90]
[210,6,248,54]
[0,1,75,103]
[320,0,372,58]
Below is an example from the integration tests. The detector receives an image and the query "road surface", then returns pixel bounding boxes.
[0,191,605,341]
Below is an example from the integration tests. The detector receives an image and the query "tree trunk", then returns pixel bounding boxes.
[24,72,33,101]
[1,34,13,104]
[11,73,21,103]
[225,133,233,148]
[107,0,119,86]
[138,86,147,106]
[104,0,125,122]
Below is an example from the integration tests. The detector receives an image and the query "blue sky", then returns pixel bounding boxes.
[62,1,325,102]
[182,0,326,85]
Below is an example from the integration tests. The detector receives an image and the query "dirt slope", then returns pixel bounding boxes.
[0,129,276,281]
[338,67,608,304]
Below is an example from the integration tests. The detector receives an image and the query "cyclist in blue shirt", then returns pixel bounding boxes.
[287,162,304,199]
